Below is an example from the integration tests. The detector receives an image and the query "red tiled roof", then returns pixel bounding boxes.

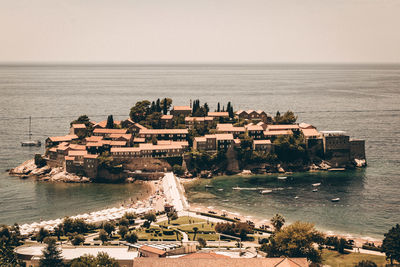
[93,128,127,134]
[301,128,320,137]
[71,124,86,128]
[173,106,192,111]
[68,150,88,156]
[48,135,78,142]
[111,147,141,153]
[267,125,300,131]
[215,133,234,141]
[264,130,293,136]
[139,129,188,135]
[65,156,75,161]
[139,245,166,256]
[110,141,126,146]
[161,115,173,120]
[254,139,272,145]
[181,252,230,259]
[133,137,146,143]
[84,154,98,159]
[208,112,229,117]
[85,136,103,142]
[69,144,86,150]
[245,125,264,131]
[94,120,121,128]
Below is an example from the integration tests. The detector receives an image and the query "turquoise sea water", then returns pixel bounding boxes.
[0,64,399,239]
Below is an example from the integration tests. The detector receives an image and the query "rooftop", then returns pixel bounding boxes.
[267,125,300,131]
[172,106,192,111]
[93,128,127,134]
[139,129,189,134]
[215,133,234,141]
[48,135,78,142]
[71,124,86,129]
[161,115,173,120]
[254,139,272,145]
[139,245,167,256]
[207,112,229,117]
[264,130,293,136]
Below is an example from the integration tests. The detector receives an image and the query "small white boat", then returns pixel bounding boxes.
[312,189,318,192]
[217,188,224,191]
[232,186,241,190]
[21,116,41,147]
[205,184,214,188]
[294,196,299,199]
[260,189,272,194]
[312,183,321,187]
[278,176,287,180]
[331,198,340,202]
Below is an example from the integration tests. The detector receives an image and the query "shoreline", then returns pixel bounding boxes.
[181,177,383,247]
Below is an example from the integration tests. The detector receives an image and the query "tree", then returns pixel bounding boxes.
[167,210,178,224]
[99,229,108,244]
[382,224,400,265]
[70,115,91,127]
[143,212,157,223]
[271,214,285,232]
[69,254,97,267]
[118,226,128,239]
[198,237,207,248]
[123,212,136,225]
[204,102,210,113]
[39,237,64,267]
[193,227,199,241]
[273,135,306,163]
[274,110,297,124]
[119,218,129,227]
[125,232,138,244]
[161,98,173,114]
[260,221,325,263]
[354,260,378,267]
[129,100,151,122]
[172,164,185,176]
[71,234,85,246]
[96,252,120,267]
[151,135,158,145]
[0,224,22,266]
[54,225,63,241]
[103,222,115,237]
[217,102,221,112]
[36,227,50,243]
[106,115,114,129]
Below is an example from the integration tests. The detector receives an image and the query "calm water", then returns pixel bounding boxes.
[0,64,399,238]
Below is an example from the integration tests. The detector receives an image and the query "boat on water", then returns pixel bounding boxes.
[312,183,321,187]
[294,196,299,199]
[21,116,41,147]
[217,188,224,191]
[260,189,273,194]
[277,176,287,180]
[331,198,340,202]
[205,184,214,188]
[232,186,241,190]
[312,189,318,192]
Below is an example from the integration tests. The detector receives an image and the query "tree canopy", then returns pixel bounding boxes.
[39,237,64,267]
[69,252,120,267]
[274,111,297,124]
[271,214,285,232]
[382,224,400,265]
[261,221,325,263]
[0,224,22,266]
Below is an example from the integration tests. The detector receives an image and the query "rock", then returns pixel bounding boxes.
[354,159,366,167]
[30,165,51,176]
[9,159,36,175]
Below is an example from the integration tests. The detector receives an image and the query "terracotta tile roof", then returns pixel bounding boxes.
[181,252,230,259]
[84,154,98,159]
[138,143,184,150]
[139,129,189,135]
[134,123,147,130]
[254,139,272,145]
[267,125,300,131]
[71,124,86,128]
[299,123,315,129]
[301,128,320,137]
[133,257,309,267]
[205,134,217,139]
[264,130,293,136]
[111,147,141,153]
[48,147,57,152]
[217,124,245,132]
[86,142,103,147]
[207,112,229,117]
[133,137,146,143]
[161,115,173,120]
[68,150,88,156]
[110,141,127,146]
[94,120,121,128]
[85,136,103,142]
[68,144,86,150]
[235,110,245,115]
[233,139,241,144]
[173,106,192,111]
[93,128,127,134]
[138,245,166,256]
[194,137,207,142]
[215,133,234,141]
[245,125,264,131]
[185,117,213,122]
[48,135,78,142]
[65,156,75,161]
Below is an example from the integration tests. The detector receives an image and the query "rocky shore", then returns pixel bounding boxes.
[9,159,91,183]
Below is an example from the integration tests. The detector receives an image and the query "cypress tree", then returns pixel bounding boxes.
[204,103,209,113]
[163,98,168,115]
[217,102,220,112]
[156,98,161,112]
[106,115,114,129]
[150,101,156,113]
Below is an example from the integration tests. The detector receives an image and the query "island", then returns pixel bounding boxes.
[10,98,366,183]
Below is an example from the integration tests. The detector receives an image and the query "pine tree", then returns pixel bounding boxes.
[39,237,64,267]
[106,115,114,129]
[217,102,220,112]
[204,103,209,113]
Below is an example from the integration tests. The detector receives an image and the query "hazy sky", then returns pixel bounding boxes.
[1,0,400,63]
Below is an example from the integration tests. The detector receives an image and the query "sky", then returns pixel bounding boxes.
[1,0,400,63]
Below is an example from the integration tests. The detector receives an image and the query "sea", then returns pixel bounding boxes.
[0,64,399,239]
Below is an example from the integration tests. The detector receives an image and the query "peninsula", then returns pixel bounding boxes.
[10,98,366,182]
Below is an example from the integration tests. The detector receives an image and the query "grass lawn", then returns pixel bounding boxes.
[321,249,388,267]
[135,226,182,241]
[187,233,219,241]
[177,222,215,232]
[158,216,205,226]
